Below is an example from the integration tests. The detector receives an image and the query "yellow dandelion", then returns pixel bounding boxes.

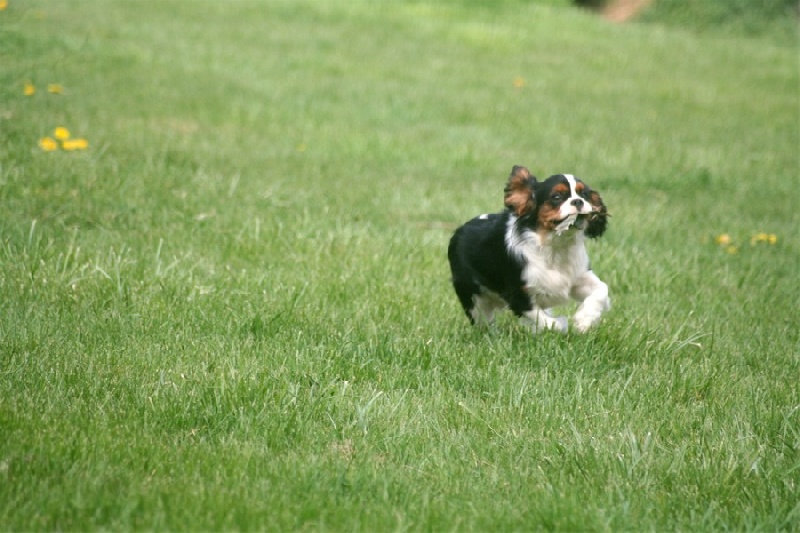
[725,245,738,255]
[23,82,35,96]
[513,76,525,89]
[751,232,778,245]
[54,127,71,141]
[0,0,8,11]
[47,84,64,94]
[714,233,731,246]
[62,138,89,151]
[39,137,59,152]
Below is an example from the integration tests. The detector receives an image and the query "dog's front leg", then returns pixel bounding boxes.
[571,271,611,332]
[519,307,569,334]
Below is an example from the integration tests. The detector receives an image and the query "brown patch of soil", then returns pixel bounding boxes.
[602,0,652,23]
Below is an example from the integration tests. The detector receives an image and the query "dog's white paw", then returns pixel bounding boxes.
[573,295,610,333]
[534,315,569,333]
[552,315,569,333]
[521,312,568,334]
[573,312,599,333]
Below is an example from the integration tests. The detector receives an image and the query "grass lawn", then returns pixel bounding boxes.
[1,0,798,530]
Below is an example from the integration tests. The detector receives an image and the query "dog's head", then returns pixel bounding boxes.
[504,166,608,238]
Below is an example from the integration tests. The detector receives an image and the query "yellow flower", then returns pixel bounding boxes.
[513,76,525,89]
[47,84,64,94]
[39,137,59,151]
[714,233,731,246]
[54,127,71,140]
[23,82,35,96]
[62,138,89,151]
[750,232,778,245]
[725,246,738,255]
[0,1,8,11]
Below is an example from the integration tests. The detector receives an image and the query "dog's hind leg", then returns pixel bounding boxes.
[452,281,502,326]
[470,291,506,326]
[452,279,480,324]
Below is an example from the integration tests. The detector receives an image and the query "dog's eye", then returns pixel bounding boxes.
[550,194,562,202]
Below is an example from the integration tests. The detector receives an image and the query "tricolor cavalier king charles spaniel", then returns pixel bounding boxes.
[448,166,610,333]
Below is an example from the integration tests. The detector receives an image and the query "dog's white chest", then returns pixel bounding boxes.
[516,233,589,308]
[523,263,573,308]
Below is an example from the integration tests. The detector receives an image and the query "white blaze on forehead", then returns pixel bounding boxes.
[564,174,578,196]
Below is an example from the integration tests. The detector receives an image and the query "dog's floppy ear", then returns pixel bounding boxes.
[504,165,536,216]
[585,189,609,239]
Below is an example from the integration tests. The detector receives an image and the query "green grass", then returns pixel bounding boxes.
[637,0,799,44]
[1,0,798,530]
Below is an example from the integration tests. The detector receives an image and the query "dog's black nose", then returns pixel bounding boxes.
[571,198,584,209]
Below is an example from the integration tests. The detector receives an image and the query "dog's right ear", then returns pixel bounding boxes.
[504,165,536,216]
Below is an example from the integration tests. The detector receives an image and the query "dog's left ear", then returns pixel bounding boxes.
[504,165,536,217]
[585,189,609,239]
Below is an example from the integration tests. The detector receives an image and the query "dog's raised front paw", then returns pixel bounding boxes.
[573,313,600,333]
